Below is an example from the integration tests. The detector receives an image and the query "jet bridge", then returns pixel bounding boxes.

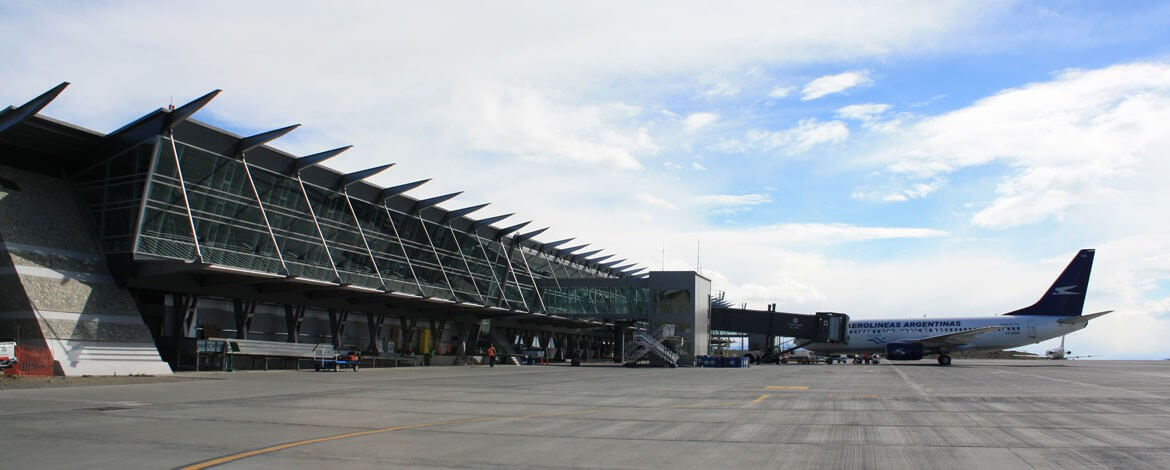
[710,308,848,343]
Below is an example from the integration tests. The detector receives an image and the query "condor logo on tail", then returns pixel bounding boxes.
[1005,249,1094,317]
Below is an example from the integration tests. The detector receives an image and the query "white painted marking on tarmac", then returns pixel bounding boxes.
[992,367,1163,399]
[891,365,932,397]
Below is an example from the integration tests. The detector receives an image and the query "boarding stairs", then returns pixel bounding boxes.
[489,329,523,365]
[624,324,680,367]
[776,339,813,356]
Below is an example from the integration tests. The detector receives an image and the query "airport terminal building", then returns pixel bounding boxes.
[0,83,719,375]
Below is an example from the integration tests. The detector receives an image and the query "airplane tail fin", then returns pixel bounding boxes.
[1004,249,1094,317]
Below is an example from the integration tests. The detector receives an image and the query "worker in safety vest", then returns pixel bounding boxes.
[487,345,496,367]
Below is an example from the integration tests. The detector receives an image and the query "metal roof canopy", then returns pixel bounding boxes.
[0,84,642,283]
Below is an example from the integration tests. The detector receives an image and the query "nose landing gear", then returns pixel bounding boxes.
[937,355,952,366]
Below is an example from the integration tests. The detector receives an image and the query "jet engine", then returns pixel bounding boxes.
[885,342,924,360]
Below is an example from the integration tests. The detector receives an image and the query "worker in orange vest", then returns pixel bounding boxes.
[487,345,496,367]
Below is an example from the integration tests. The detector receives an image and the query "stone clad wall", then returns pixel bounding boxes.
[0,165,171,376]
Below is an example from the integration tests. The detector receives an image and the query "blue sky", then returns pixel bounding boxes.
[4,1,1170,358]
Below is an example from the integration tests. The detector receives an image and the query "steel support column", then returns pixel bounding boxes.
[241,152,289,274]
[428,318,448,355]
[514,244,548,313]
[165,132,203,262]
[328,309,349,348]
[494,239,530,311]
[232,299,256,340]
[131,136,162,255]
[415,216,459,300]
[283,304,305,343]
[296,175,343,283]
[446,224,486,304]
[613,324,626,363]
[171,293,199,338]
[472,233,511,309]
[398,316,419,354]
[382,205,426,295]
[343,188,387,289]
[366,313,385,354]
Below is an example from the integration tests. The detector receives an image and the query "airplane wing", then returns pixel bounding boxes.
[910,326,1001,348]
[1058,310,1113,325]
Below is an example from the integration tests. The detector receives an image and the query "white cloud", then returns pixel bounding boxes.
[635,193,680,211]
[801,70,874,100]
[691,162,707,171]
[700,82,741,98]
[710,223,946,247]
[836,103,891,121]
[734,118,850,155]
[851,178,945,203]
[456,86,656,170]
[683,112,719,132]
[870,62,1170,229]
[694,193,772,213]
[695,193,772,207]
[768,86,795,98]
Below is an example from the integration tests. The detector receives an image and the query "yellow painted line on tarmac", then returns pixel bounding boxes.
[752,394,769,404]
[180,409,602,469]
[765,385,809,390]
[669,400,741,409]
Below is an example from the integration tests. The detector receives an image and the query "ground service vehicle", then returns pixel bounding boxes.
[0,339,16,370]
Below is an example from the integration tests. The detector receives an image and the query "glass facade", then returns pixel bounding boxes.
[542,286,650,318]
[74,135,645,317]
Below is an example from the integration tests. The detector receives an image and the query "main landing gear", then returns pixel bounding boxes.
[937,355,952,366]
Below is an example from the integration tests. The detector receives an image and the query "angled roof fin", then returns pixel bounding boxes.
[471,213,514,229]
[514,227,549,243]
[164,89,221,130]
[341,163,395,188]
[379,178,431,201]
[411,191,462,214]
[541,238,575,251]
[573,249,603,261]
[0,81,70,137]
[441,203,490,224]
[598,259,626,269]
[294,146,353,173]
[494,221,531,239]
[559,243,590,255]
[583,254,614,264]
[238,124,300,155]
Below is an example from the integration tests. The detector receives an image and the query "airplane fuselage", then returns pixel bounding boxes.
[804,315,1089,356]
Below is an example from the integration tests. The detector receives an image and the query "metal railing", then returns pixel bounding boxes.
[623,324,679,367]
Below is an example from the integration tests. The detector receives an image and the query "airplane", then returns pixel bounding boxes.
[1044,335,1097,360]
[803,249,1112,366]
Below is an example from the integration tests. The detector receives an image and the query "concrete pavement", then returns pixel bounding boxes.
[3,360,1170,469]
